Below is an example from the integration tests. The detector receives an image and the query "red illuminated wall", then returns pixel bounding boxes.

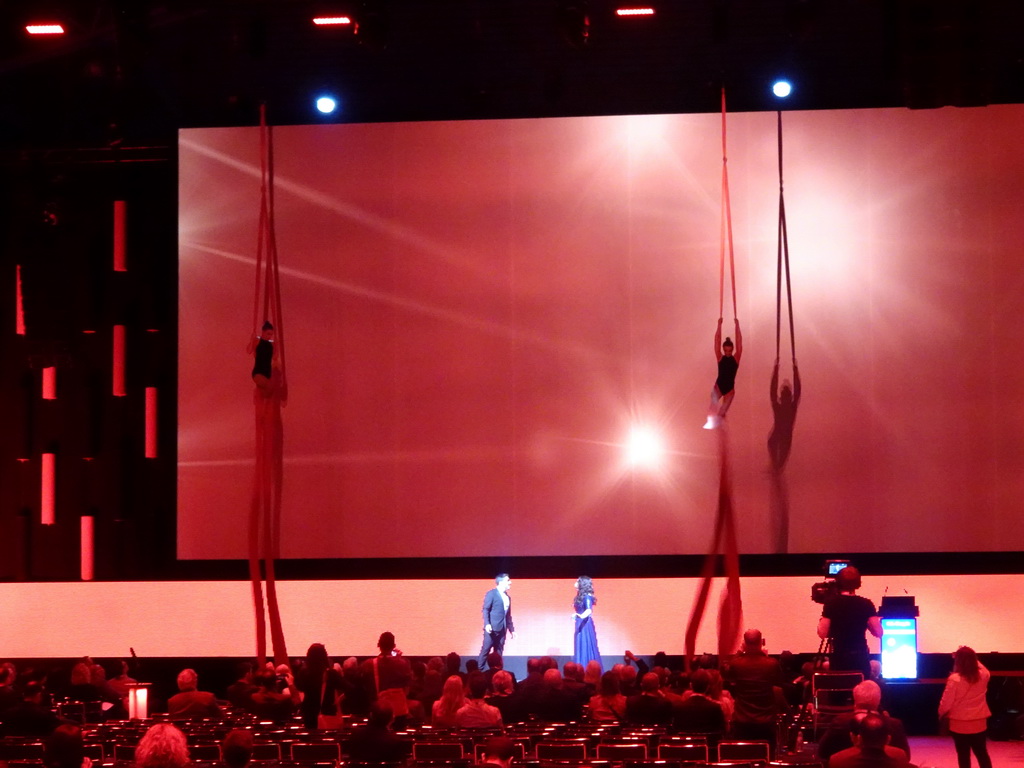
[178,106,1024,560]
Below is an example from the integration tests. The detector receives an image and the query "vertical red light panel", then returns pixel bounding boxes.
[16,265,26,335]
[113,200,127,272]
[42,366,57,399]
[41,453,56,525]
[113,324,126,396]
[81,516,95,581]
[145,387,158,458]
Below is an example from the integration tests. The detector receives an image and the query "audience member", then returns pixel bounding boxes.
[561,662,589,703]
[135,723,191,768]
[0,664,19,711]
[476,736,517,768]
[445,652,466,683]
[482,652,515,691]
[516,658,545,712]
[432,675,466,728]
[107,661,138,704]
[415,660,444,718]
[588,671,626,723]
[705,669,734,723]
[456,673,503,729]
[167,668,221,719]
[827,713,913,768]
[339,657,372,717]
[818,680,911,764]
[295,643,344,729]
[723,629,785,746]
[618,663,640,697]
[624,672,672,725]
[487,670,527,725]
[43,724,89,768]
[247,673,299,722]
[66,662,95,700]
[224,663,257,709]
[583,660,602,692]
[533,668,583,723]
[221,730,253,768]
[672,669,726,738]
[345,702,410,763]
[362,632,412,726]
[1,681,64,737]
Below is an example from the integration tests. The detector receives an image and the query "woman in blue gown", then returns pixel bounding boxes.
[573,576,602,671]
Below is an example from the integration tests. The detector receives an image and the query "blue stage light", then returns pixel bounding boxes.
[315,96,338,114]
[772,80,793,98]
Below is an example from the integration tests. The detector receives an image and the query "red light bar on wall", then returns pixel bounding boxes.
[616,7,655,16]
[312,16,352,26]
[26,24,65,34]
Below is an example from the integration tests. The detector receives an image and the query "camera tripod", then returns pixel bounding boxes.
[813,635,834,670]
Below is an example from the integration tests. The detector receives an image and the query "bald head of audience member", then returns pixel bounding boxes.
[854,714,890,750]
[640,672,661,695]
[742,629,766,652]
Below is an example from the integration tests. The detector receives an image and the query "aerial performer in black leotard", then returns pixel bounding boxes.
[251,321,276,392]
[704,317,743,429]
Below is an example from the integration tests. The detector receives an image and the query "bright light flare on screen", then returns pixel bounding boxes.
[625,425,665,469]
[616,8,655,16]
[26,24,65,35]
[312,16,352,26]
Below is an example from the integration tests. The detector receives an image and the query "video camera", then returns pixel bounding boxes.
[810,559,851,605]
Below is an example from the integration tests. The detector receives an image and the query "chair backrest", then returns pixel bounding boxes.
[812,672,863,712]
[657,742,709,762]
[251,742,282,760]
[596,743,649,761]
[473,742,526,762]
[412,742,465,761]
[290,742,342,762]
[81,744,105,761]
[0,744,45,761]
[535,740,588,761]
[811,672,863,694]
[113,744,136,762]
[717,740,771,763]
[189,744,221,760]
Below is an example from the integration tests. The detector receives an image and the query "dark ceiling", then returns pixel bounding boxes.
[1,0,1022,149]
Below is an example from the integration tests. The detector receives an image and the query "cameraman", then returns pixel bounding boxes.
[816,566,882,678]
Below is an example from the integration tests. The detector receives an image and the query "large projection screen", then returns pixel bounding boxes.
[179,106,1024,560]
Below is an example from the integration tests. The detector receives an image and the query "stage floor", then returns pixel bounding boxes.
[899,735,1022,767]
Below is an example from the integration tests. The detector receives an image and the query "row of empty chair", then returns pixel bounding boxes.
[0,738,774,765]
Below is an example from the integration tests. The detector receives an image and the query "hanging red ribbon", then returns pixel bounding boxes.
[685,88,743,668]
[249,104,289,667]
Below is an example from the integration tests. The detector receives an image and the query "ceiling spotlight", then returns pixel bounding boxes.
[312,16,352,26]
[315,96,338,114]
[772,80,793,98]
[26,23,65,35]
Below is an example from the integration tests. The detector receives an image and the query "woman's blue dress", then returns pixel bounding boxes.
[574,594,602,671]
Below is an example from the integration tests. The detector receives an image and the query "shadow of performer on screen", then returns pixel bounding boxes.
[768,358,800,553]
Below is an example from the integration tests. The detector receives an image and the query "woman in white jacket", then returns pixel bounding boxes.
[938,646,992,768]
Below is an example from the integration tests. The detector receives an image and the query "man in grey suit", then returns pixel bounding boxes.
[478,573,515,670]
